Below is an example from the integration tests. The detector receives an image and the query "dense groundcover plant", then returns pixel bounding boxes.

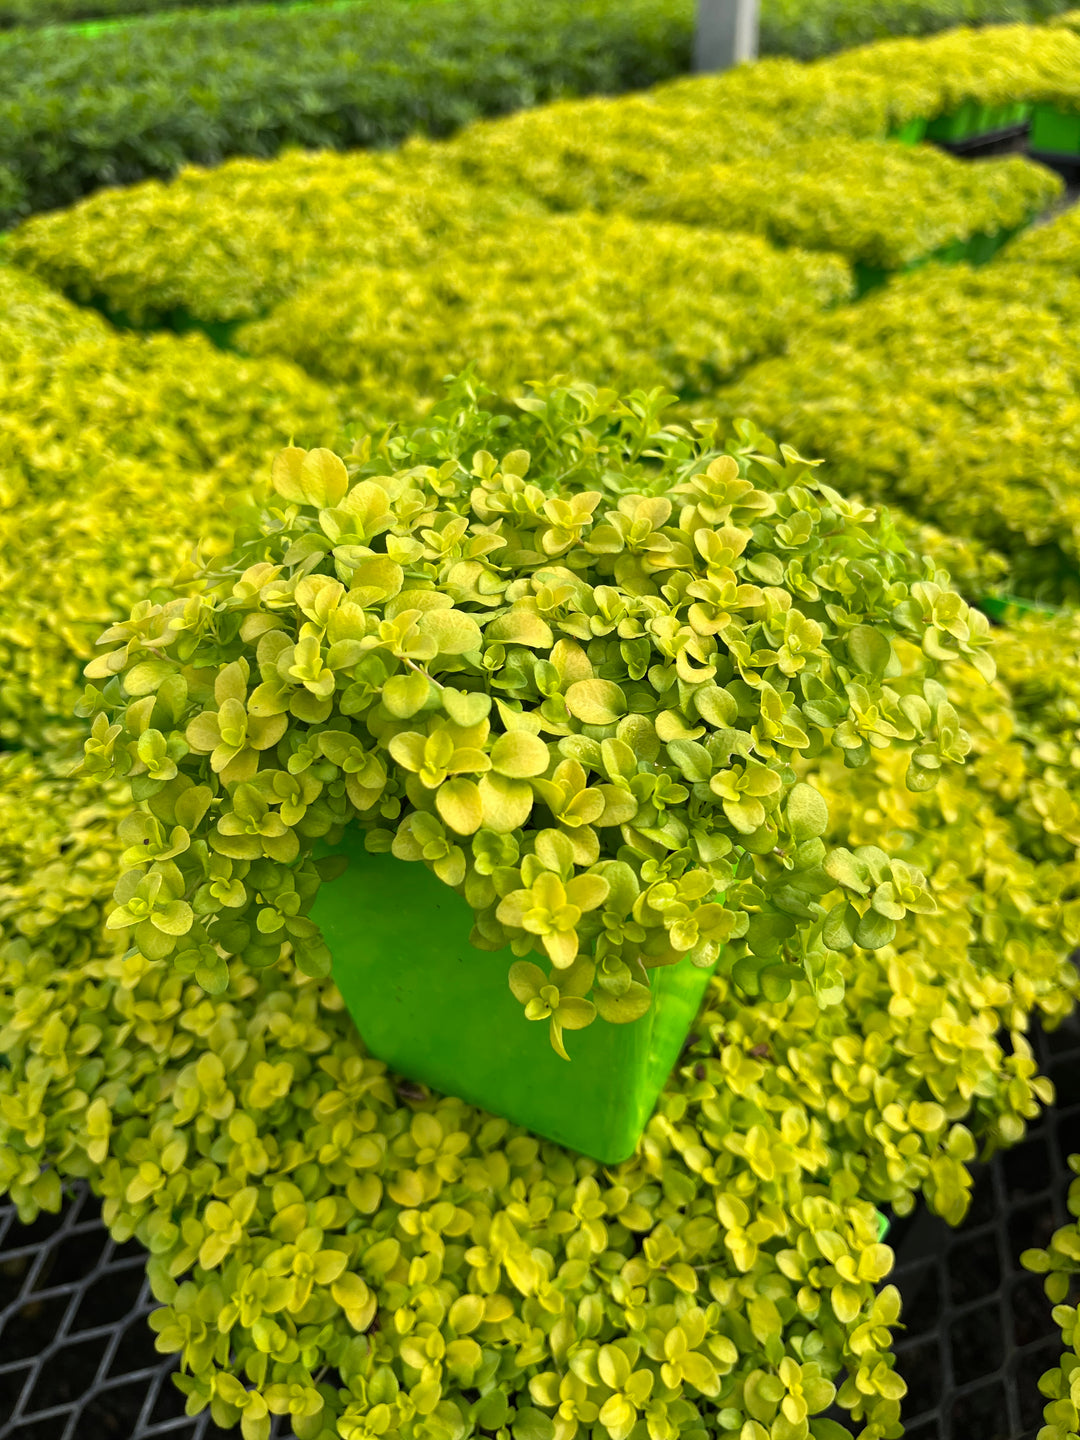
[4,598,1077,1440]
[80,383,992,1052]
[1024,1154,1080,1439]
[0,0,694,224]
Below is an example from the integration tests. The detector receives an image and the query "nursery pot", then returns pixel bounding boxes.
[311,828,720,1164]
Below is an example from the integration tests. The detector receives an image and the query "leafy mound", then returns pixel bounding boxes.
[5,599,1080,1440]
[236,214,851,417]
[7,147,543,328]
[81,386,991,1047]
[0,264,339,746]
[621,142,1059,271]
[717,258,1080,602]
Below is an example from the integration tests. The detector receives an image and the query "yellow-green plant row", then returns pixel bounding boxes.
[617,141,1059,271]
[825,20,1080,114]
[6,147,543,329]
[5,590,1080,1440]
[0,265,340,747]
[237,215,851,418]
[435,78,845,216]
[716,258,1080,603]
[14,21,1080,329]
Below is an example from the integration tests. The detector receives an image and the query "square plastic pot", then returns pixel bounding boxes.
[1030,103,1080,157]
[311,828,720,1164]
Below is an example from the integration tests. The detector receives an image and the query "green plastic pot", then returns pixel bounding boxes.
[1030,103,1080,158]
[311,828,722,1164]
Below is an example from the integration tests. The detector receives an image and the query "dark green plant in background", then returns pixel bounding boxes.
[0,0,694,224]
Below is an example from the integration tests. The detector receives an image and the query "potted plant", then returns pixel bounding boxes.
[83,381,993,1164]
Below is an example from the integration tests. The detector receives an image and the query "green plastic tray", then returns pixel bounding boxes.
[853,216,1032,298]
[926,99,1031,144]
[890,116,927,145]
[311,829,721,1164]
[1030,102,1080,158]
[979,593,1058,623]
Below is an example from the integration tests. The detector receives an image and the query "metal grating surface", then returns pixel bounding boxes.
[0,1182,278,1440]
[889,1014,1080,1440]
[2,1020,1079,1439]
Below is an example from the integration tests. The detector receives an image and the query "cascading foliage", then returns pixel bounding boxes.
[80,384,992,1052]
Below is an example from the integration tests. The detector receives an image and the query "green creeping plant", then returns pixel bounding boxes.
[717,256,1080,606]
[0,264,340,750]
[0,0,694,225]
[5,591,1080,1439]
[80,380,993,1048]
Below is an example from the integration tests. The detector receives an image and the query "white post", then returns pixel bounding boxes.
[694,0,760,71]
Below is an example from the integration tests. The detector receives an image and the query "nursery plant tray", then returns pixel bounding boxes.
[311,830,720,1165]
[891,116,928,145]
[891,102,1031,150]
[979,593,1059,624]
[926,99,1032,149]
[853,218,1032,297]
[887,1010,1080,1439]
[1029,103,1080,162]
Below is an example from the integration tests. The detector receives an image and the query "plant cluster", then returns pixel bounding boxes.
[436,79,857,217]
[0,0,693,225]
[824,21,1080,116]
[79,386,993,1045]
[716,256,1080,603]
[8,147,543,329]
[4,591,1079,1440]
[0,0,1069,55]
[3,15,1080,1436]
[1023,1155,1080,1440]
[12,19,1077,339]
[427,29,1062,214]
[236,214,851,418]
[620,140,1059,271]
[758,0,1073,61]
[0,0,342,25]
[0,263,340,747]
